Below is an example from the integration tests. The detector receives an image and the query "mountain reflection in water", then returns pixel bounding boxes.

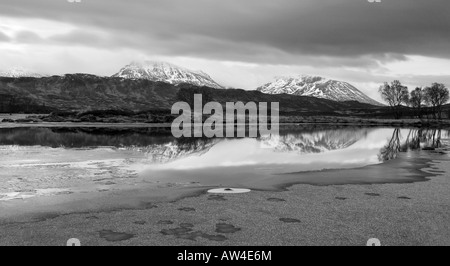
[0,126,448,167]
[0,126,448,189]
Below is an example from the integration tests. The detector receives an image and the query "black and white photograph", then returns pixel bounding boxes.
[0,0,449,250]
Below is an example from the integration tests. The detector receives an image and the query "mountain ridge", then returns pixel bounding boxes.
[0,74,378,114]
[257,75,382,106]
[0,67,47,78]
[112,61,224,89]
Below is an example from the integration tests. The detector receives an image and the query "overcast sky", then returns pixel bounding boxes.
[1,0,450,101]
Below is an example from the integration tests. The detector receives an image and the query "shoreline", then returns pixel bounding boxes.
[1,121,450,129]
[1,113,450,128]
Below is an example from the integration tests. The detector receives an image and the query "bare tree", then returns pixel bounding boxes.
[379,80,409,119]
[409,87,425,118]
[424,83,449,120]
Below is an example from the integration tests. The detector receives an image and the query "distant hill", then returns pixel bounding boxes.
[0,67,48,78]
[257,75,382,106]
[0,74,378,114]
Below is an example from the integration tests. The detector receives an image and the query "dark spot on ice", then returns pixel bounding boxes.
[134,221,146,225]
[99,230,135,242]
[157,220,174,225]
[335,197,347,200]
[180,223,194,228]
[365,193,380,197]
[34,213,60,222]
[208,195,227,201]
[216,223,241,234]
[280,218,301,223]
[267,198,286,202]
[397,196,411,200]
[161,226,227,242]
[178,207,196,212]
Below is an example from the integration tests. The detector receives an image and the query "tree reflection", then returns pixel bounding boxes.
[420,129,442,149]
[378,128,445,162]
[378,128,402,162]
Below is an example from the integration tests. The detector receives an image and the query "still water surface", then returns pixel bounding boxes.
[0,126,447,199]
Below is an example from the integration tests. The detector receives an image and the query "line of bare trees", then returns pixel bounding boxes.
[379,80,449,119]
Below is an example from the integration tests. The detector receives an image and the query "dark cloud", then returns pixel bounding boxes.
[49,30,106,46]
[395,75,450,88]
[0,0,449,65]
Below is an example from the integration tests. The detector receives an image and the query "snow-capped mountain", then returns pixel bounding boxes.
[0,67,47,78]
[257,75,381,106]
[112,61,224,89]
